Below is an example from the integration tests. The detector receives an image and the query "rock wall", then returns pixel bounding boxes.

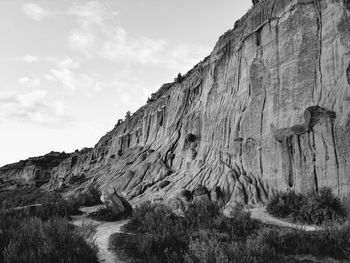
[0,151,72,186]
[2,0,350,206]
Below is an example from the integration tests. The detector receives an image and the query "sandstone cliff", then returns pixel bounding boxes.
[2,0,350,207]
[0,151,72,186]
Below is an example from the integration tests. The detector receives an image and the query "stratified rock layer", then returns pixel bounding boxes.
[0,152,71,186]
[2,0,350,207]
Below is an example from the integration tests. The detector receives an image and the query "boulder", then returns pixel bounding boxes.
[101,189,132,218]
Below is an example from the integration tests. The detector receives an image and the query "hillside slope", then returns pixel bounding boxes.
[2,0,350,207]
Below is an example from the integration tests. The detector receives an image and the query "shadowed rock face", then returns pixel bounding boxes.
[2,0,350,207]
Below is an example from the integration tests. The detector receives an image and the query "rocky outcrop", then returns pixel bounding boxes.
[0,151,72,186]
[101,189,132,218]
[2,0,350,208]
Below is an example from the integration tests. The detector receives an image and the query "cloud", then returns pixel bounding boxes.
[12,55,39,63]
[18,76,41,88]
[100,28,165,64]
[68,1,108,28]
[0,90,72,126]
[45,56,104,95]
[22,3,53,21]
[68,30,96,56]
[19,1,209,71]
[11,55,103,95]
[66,1,209,71]
[55,56,80,70]
[48,68,103,94]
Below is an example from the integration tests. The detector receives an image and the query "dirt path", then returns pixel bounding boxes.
[71,206,130,263]
[249,206,322,231]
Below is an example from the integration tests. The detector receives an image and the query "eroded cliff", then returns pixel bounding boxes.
[2,0,350,207]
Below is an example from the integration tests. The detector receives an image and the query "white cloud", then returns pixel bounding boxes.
[55,56,80,70]
[22,3,53,22]
[65,1,208,71]
[101,28,165,64]
[0,90,72,126]
[48,68,103,94]
[68,1,108,28]
[12,55,103,95]
[46,56,104,95]
[18,76,41,88]
[17,55,39,63]
[68,30,96,56]
[20,1,209,71]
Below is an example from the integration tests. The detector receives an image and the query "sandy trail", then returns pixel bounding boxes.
[71,205,130,263]
[249,206,322,231]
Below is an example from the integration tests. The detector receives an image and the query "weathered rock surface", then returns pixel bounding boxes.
[2,0,350,208]
[0,151,71,186]
[101,189,132,218]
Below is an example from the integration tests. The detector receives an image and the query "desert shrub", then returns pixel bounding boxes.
[266,190,304,219]
[253,223,350,260]
[122,201,185,234]
[266,188,346,224]
[110,231,187,263]
[299,188,346,224]
[68,187,102,207]
[184,234,229,263]
[184,201,221,231]
[31,192,80,220]
[0,209,30,262]
[0,191,98,263]
[0,187,51,209]
[226,204,259,240]
[3,217,98,263]
[87,205,129,221]
[184,230,281,263]
[77,221,97,242]
[176,73,184,83]
[112,201,260,263]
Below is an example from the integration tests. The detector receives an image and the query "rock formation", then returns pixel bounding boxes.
[0,151,71,186]
[1,0,350,208]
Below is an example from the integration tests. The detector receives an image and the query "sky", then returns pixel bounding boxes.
[0,0,251,166]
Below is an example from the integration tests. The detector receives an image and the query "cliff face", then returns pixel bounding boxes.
[0,152,72,186]
[2,0,350,206]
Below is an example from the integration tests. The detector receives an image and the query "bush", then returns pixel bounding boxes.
[266,188,346,225]
[0,187,51,209]
[184,230,281,263]
[3,217,98,263]
[88,205,129,222]
[111,200,350,262]
[266,190,304,219]
[300,188,346,224]
[252,224,350,260]
[111,201,259,263]
[184,234,229,263]
[31,192,80,220]
[68,187,102,208]
[0,208,30,262]
[122,201,184,234]
[184,201,221,230]
[0,190,99,263]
